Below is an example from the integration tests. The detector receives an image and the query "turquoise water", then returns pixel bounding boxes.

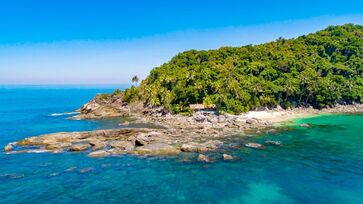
[1,86,363,204]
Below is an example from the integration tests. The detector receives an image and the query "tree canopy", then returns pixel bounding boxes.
[123,24,363,114]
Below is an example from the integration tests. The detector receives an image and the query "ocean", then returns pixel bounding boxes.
[1,85,363,204]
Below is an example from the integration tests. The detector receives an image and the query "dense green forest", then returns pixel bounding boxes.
[122,24,363,114]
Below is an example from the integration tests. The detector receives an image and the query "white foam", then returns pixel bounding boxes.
[49,112,78,117]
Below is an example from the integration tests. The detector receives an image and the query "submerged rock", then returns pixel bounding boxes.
[266,129,278,134]
[264,140,282,146]
[300,123,312,128]
[197,154,210,162]
[222,154,234,161]
[245,142,265,149]
[78,167,94,173]
[64,167,77,172]
[0,173,25,179]
[119,121,130,126]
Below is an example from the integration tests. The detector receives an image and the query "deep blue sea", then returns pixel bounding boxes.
[1,86,363,204]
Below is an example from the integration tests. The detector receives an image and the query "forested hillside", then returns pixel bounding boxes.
[123,24,363,114]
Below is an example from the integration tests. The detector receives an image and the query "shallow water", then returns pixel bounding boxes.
[1,86,363,204]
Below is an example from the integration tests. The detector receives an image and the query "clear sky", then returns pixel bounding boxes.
[0,0,362,84]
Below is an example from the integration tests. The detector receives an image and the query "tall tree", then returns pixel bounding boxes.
[131,75,139,86]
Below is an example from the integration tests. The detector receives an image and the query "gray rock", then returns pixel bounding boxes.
[193,113,206,122]
[245,142,265,149]
[207,116,218,123]
[218,115,226,123]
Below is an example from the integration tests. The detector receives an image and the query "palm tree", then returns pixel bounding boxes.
[131,75,139,86]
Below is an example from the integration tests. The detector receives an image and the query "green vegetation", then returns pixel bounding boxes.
[124,24,363,114]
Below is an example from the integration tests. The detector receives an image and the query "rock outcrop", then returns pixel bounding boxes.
[3,143,13,152]
[5,127,229,157]
[5,94,363,158]
[72,93,132,119]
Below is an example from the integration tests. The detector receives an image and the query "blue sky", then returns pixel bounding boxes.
[0,0,362,84]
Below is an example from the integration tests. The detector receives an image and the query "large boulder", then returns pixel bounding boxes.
[134,143,180,155]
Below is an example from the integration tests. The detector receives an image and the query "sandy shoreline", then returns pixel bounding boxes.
[241,104,363,125]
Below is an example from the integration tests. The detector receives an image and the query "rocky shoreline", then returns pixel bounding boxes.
[3,94,363,159]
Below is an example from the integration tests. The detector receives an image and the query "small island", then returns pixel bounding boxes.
[4,24,363,159]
